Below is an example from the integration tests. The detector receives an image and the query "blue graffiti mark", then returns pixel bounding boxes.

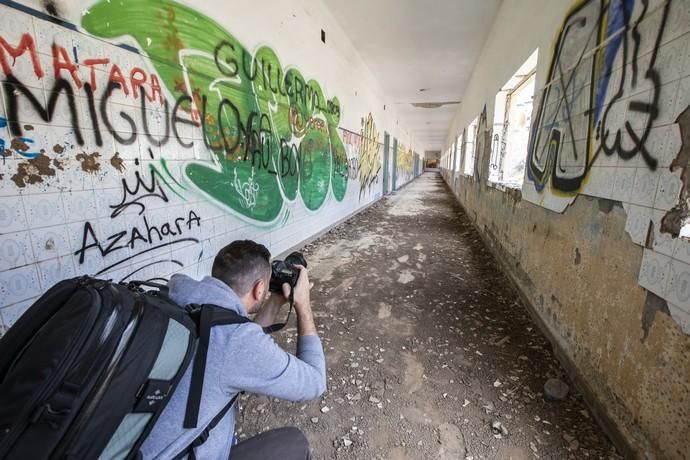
[594,0,633,123]
[15,138,40,159]
[0,117,7,156]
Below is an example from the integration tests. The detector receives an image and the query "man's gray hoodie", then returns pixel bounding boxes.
[140,274,327,459]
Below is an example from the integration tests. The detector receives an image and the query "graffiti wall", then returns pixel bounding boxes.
[439,0,689,455]
[340,113,383,200]
[0,0,409,328]
[523,0,690,333]
[396,142,414,185]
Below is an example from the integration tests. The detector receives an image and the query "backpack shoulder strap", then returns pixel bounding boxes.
[183,305,250,429]
[172,392,241,460]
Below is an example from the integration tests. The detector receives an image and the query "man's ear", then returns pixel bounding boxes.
[252,278,267,303]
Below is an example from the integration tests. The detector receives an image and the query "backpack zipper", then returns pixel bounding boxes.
[54,288,145,459]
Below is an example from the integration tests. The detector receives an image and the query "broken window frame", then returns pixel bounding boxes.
[454,133,463,173]
[463,117,479,177]
[489,49,539,190]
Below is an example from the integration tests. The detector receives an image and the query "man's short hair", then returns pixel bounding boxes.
[212,240,271,296]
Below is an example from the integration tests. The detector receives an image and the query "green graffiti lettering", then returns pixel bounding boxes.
[83,0,348,223]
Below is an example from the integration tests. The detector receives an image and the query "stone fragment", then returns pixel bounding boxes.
[543,378,569,401]
[491,420,508,438]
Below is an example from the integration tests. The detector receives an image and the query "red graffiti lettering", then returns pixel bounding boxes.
[83,58,109,90]
[130,67,147,100]
[52,44,82,88]
[108,64,129,96]
[150,73,163,104]
[0,33,44,79]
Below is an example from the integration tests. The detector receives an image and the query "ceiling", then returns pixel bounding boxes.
[322,0,502,153]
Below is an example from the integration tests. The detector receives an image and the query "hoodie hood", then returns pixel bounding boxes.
[167,274,247,317]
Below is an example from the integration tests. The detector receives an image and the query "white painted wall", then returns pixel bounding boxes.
[445,0,570,147]
[0,0,417,331]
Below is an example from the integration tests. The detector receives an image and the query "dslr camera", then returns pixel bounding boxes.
[269,252,307,293]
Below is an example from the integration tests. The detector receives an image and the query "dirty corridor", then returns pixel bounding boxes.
[236,173,621,460]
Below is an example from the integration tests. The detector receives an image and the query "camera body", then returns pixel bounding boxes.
[269,252,307,293]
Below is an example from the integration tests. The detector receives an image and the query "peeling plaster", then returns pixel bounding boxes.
[641,291,671,342]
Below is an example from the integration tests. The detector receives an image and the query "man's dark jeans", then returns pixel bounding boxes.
[230,427,311,460]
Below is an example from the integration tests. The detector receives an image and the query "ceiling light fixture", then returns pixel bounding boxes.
[411,101,461,109]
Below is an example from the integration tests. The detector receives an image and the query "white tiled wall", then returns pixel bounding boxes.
[0,0,417,331]
[521,0,690,333]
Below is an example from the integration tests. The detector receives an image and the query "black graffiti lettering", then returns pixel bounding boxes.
[242,111,263,167]
[213,40,239,77]
[144,215,162,242]
[327,99,340,118]
[75,221,101,264]
[528,0,670,193]
[187,210,201,229]
[140,86,170,147]
[624,97,659,168]
[171,95,198,149]
[596,0,668,172]
[305,84,317,113]
[266,156,278,176]
[160,222,175,237]
[75,210,202,268]
[332,150,349,178]
[630,0,646,88]
[280,139,299,177]
[293,77,304,106]
[258,113,272,170]
[217,97,243,154]
[174,216,186,234]
[121,259,184,282]
[103,230,129,257]
[285,74,293,98]
[128,227,147,248]
[276,66,287,96]
[241,48,258,81]
[261,58,271,91]
[201,94,224,151]
[267,62,281,94]
[83,82,103,147]
[4,75,84,145]
[101,81,137,145]
[110,158,169,218]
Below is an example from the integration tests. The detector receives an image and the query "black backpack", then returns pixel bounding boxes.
[0,276,249,460]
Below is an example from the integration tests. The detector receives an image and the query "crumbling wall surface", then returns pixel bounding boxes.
[0,0,416,332]
[441,0,690,458]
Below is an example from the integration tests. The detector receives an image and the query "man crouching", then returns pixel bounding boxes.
[141,240,326,459]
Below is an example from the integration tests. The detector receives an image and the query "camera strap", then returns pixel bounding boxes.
[262,290,294,334]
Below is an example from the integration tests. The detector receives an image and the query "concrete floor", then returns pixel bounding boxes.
[237,173,621,460]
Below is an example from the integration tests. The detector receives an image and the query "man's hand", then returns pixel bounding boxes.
[252,283,290,328]
[291,265,311,310]
[271,282,292,305]
[292,265,317,337]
